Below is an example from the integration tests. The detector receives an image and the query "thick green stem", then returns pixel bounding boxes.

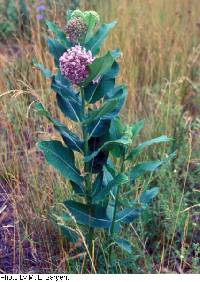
[80,87,94,265]
[108,150,126,264]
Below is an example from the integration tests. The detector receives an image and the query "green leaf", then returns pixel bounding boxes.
[84,138,131,163]
[64,200,112,228]
[51,73,83,122]
[84,13,97,42]
[104,85,127,116]
[87,118,111,138]
[115,238,132,254]
[109,117,125,139]
[109,117,126,157]
[33,62,51,78]
[131,120,145,138]
[92,174,128,203]
[129,152,176,183]
[81,51,115,87]
[85,21,117,55]
[84,61,119,104]
[51,211,80,243]
[126,135,171,160]
[83,98,118,126]
[84,86,127,126]
[37,140,83,186]
[116,208,142,224]
[48,38,67,66]
[46,20,71,49]
[140,187,159,205]
[91,172,103,197]
[70,181,85,196]
[35,103,84,153]
[118,199,136,209]
[7,0,18,23]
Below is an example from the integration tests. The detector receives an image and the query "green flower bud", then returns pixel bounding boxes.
[71,9,85,20]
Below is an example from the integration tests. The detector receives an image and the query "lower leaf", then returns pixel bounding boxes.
[64,200,112,228]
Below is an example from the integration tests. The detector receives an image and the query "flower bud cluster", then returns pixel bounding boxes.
[64,17,87,44]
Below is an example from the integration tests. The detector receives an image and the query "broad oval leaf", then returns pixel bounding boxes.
[116,208,142,224]
[86,118,111,138]
[85,21,117,55]
[64,200,112,228]
[35,103,84,153]
[51,74,83,122]
[37,140,83,186]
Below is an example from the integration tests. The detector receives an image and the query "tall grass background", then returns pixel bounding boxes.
[0,0,200,273]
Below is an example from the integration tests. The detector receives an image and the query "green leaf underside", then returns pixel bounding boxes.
[37,140,83,186]
[64,200,112,228]
[127,135,171,160]
[84,138,131,162]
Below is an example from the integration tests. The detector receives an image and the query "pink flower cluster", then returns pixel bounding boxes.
[59,45,94,85]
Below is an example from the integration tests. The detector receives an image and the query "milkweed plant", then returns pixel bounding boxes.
[34,9,175,272]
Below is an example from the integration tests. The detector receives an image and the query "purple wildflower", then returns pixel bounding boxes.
[59,45,94,85]
[64,17,87,44]
[36,0,45,21]
[36,5,45,11]
[36,14,44,20]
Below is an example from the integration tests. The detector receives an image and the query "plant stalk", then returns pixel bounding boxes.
[108,149,126,264]
[80,86,94,267]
